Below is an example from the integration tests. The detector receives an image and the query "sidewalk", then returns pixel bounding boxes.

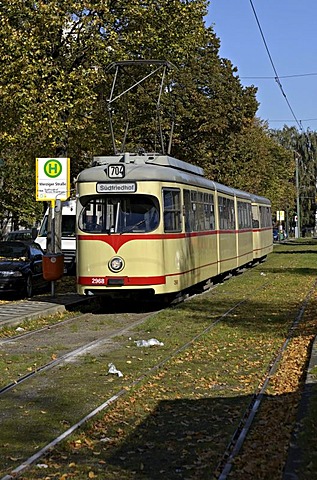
[0,293,88,328]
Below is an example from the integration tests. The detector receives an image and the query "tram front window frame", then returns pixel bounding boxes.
[78,195,160,234]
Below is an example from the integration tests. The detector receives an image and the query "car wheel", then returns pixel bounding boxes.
[26,274,33,298]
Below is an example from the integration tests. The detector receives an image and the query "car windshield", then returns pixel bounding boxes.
[6,231,32,241]
[0,242,28,259]
[38,215,76,237]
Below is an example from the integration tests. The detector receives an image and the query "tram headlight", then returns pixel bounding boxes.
[108,256,125,273]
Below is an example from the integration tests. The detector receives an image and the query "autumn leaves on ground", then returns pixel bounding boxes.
[6,240,317,480]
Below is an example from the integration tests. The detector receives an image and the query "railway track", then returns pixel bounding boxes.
[0,300,163,387]
[0,254,316,480]
[215,279,317,479]
[0,312,156,396]
[0,276,272,479]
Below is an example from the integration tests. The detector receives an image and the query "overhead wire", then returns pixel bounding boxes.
[269,118,317,124]
[249,0,304,131]
[241,72,317,80]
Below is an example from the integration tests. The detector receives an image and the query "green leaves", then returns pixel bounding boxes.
[0,0,298,227]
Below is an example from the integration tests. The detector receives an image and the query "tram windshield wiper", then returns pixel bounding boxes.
[120,219,146,234]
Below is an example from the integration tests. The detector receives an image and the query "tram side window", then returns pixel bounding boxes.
[183,190,215,232]
[237,201,252,229]
[194,191,204,231]
[163,189,181,232]
[259,206,272,228]
[252,205,259,228]
[218,196,235,230]
[204,193,215,230]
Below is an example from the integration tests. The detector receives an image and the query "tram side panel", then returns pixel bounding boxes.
[175,233,219,290]
[149,184,219,294]
[179,187,219,288]
[216,194,238,274]
[252,228,273,260]
[236,230,254,266]
[236,198,254,268]
[251,202,273,260]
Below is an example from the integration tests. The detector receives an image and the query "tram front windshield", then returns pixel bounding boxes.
[79,195,159,234]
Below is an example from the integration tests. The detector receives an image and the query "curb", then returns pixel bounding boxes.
[283,335,317,479]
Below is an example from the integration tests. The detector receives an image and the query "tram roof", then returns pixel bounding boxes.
[76,152,266,201]
[91,153,205,176]
[250,193,271,206]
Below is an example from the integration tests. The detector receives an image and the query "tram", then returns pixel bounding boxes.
[75,152,272,300]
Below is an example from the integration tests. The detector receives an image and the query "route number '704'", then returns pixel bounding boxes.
[108,164,125,179]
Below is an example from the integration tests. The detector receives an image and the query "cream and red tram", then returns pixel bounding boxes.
[75,153,272,299]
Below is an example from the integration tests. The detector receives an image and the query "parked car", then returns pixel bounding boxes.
[0,241,49,297]
[5,229,37,242]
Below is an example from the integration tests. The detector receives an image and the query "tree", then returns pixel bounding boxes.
[272,126,317,231]
[0,0,300,228]
[0,0,210,224]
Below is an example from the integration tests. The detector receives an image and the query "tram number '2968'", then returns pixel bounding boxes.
[108,164,125,179]
[92,277,105,284]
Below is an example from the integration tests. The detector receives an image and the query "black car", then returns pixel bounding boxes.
[0,241,48,297]
[4,229,36,242]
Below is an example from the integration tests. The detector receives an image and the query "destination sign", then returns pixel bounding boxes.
[96,182,136,193]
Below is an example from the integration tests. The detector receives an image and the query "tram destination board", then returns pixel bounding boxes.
[96,182,137,193]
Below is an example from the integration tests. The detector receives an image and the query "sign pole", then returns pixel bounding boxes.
[51,199,55,297]
[36,158,70,297]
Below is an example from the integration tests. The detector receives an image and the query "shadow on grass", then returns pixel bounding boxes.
[263,267,317,276]
[103,391,306,480]
[279,239,317,246]
[0,395,249,479]
[104,396,245,479]
[170,287,317,340]
[274,249,317,255]
[0,375,314,480]
[284,382,317,480]
[0,393,247,478]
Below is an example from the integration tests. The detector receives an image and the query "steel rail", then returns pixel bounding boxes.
[0,312,90,345]
[215,278,317,480]
[0,312,156,396]
[0,279,270,480]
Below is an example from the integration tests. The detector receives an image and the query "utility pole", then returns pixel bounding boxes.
[295,153,301,238]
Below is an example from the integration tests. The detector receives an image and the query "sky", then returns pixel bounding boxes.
[205,0,317,132]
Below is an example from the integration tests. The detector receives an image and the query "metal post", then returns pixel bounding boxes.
[50,200,55,297]
[295,155,301,238]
